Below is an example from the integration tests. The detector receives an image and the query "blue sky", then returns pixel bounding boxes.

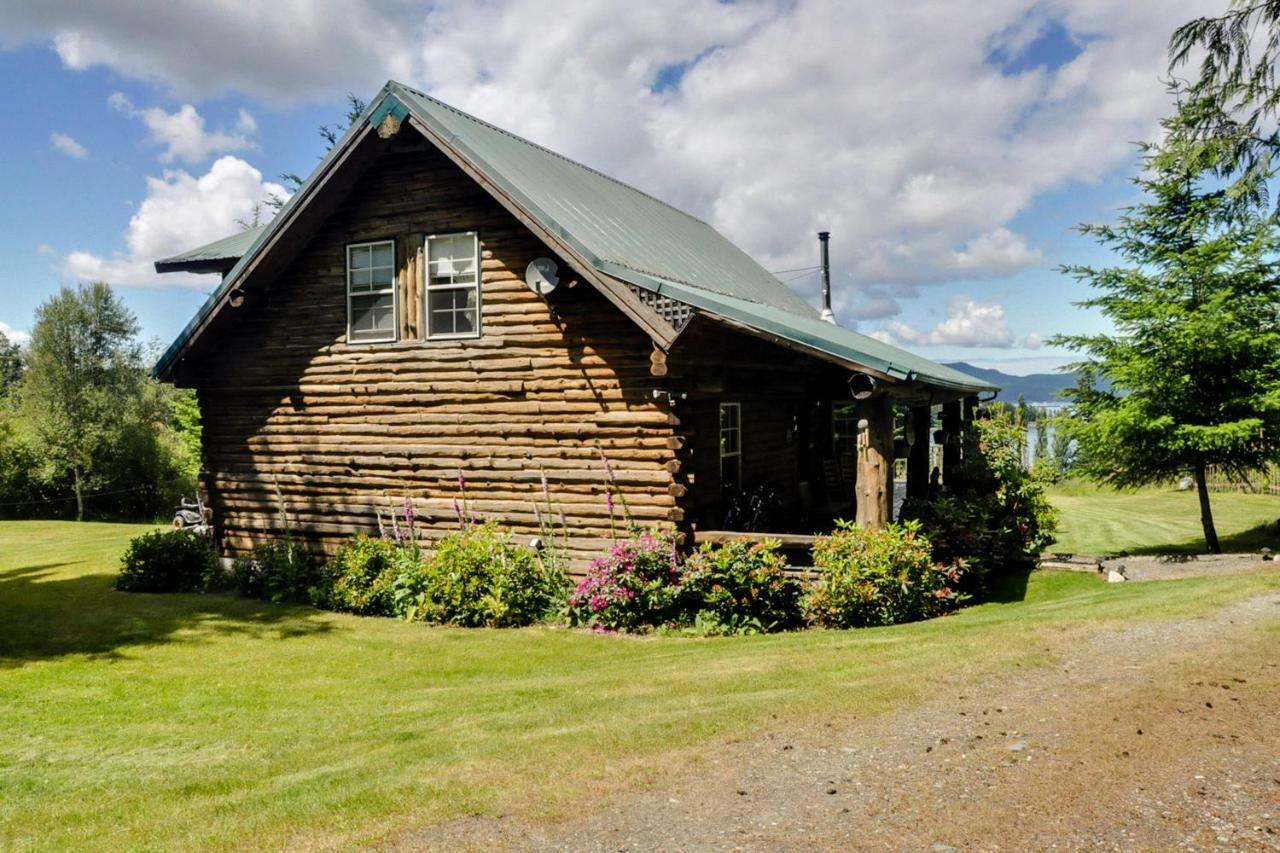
[0,1,1202,375]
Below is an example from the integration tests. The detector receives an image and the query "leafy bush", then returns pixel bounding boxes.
[902,408,1057,592]
[567,530,681,632]
[803,520,963,628]
[228,539,319,603]
[398,522,566,627]
[678,540,804,634]
[312,535,421,616]
[116,529,218,593]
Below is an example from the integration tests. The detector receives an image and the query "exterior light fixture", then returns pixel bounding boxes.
[848,373,876,400]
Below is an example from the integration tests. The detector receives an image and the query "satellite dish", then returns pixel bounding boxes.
[525,257,560,295]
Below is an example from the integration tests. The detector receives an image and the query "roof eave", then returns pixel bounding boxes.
[152,84,399,381]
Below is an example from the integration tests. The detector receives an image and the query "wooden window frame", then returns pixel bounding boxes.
[423,231,482,341]
[345,239,398,344]
[719,402,742,495]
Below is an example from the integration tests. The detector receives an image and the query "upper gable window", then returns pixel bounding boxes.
[425,232,481,339]
[347,240,397,343]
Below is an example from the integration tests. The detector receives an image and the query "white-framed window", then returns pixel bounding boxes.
[425,231,481,339]
[719,402,742,496]
[346,240,397,343]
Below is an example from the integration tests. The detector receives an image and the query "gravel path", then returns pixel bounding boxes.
[399,591,1280,852]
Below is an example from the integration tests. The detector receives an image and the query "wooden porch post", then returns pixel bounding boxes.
[905,405,931,502]
[941,400,962,487]
[855,394,894,529]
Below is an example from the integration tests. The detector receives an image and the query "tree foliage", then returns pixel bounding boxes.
[12,283,198,520]
[1051,110,1280,552]
[0,331,22,398]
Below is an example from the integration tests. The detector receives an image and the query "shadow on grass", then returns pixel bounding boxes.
[0,561,332,668]
[984,567,1032,604]
[1126,521,1280,557]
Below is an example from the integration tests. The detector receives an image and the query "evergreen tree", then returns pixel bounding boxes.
[1052,111,1280,553]
[1170,2,1280,197]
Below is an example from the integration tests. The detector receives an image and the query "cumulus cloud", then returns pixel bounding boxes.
[109,93,256,164]
[0,320,30,345]
[49,131,87,159]
[0,2,415,104]
[2,0,1208,314]
[62,156,286,287]
[1023,331,1045,349]
[873,295,1017,348]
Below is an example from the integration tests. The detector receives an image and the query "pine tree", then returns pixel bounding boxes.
[1052,111,1280,553]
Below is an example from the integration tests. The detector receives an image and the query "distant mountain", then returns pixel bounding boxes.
[944,362,1079,403]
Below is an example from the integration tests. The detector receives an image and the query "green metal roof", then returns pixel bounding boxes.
[154,81,995,395]
[390,83,817,317]
[154,225,267,272]
[644,276,995,393]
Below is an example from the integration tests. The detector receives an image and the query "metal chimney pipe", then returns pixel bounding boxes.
[818,231,837,324]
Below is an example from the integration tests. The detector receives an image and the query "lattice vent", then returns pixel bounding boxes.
[627,285,695,333]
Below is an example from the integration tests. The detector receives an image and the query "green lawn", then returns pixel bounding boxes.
[1049,482,1280,555]
[2,521,1279,850]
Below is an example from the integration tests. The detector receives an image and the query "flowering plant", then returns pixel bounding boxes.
[566,529,681,631]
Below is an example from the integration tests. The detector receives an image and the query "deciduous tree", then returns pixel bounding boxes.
[20,283,147,520]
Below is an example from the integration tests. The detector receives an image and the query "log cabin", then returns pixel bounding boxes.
[153,81,997,569]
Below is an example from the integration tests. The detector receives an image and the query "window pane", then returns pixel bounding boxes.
[350,267,373,291]
[720,404,739,431]
[428,288,478,336]
[371,242,393,267]
[350,245,371,269]
[721,456,741,495]
[427,233,477,285]
[371,265,394,288]
[351,293,394,340]
[350,294,376,333]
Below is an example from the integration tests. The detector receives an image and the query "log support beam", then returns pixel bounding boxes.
[905,405,931,502]
[941,400,962,488]
[855,394,895,529]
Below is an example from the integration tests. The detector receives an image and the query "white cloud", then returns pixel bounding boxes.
[49,131,87,159]
[873,295,1017,348]
[952,228,1044,276]
[3,0,1210,315]
[36,243,56,256]
[109,94,256,164]
[1023,331,1045,349]
[62,156,286,288]
[0,321,30,346]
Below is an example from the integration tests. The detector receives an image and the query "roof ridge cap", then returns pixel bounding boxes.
[388,80,712,229]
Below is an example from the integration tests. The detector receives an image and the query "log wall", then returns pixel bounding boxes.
[185,132,679,569]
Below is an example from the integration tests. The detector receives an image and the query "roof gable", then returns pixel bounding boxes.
[153,82,995,396]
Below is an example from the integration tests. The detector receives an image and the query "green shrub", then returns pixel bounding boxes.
[401,522,566,627]
[803,520,963,628]
[679,540,804,634]
[228,539,318,603]
[312,535,421,616]
[116,529,217,593]
[901,409,1057,593]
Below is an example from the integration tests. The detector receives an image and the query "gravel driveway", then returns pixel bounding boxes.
[399,589,1280,852]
